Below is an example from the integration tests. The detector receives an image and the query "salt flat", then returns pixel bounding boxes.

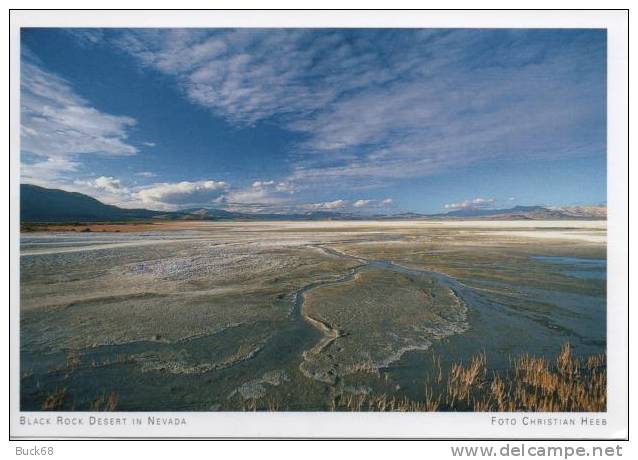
[20,220,606,411]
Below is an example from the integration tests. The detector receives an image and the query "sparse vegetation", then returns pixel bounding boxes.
[89,391,119,411]
[66,349,80,371]
[332,344,606,412]
[41,387,67,410]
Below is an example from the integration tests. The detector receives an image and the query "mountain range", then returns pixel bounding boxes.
[19,184,607,223]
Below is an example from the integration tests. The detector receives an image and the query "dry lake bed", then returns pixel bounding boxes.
[20,220,607,411]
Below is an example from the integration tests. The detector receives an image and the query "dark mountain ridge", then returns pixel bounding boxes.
[20,184,166,223]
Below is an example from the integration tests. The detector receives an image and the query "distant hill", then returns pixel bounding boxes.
[430,205,606,220]
[180,207,240,219]
[549,206,607,219]
[20,184,166,223]
[442,205,547,218]
[20,184,607,223]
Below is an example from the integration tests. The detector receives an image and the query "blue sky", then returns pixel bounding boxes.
[20,28,606,214]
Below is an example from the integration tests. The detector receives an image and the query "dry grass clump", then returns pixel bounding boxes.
[41,387,67,410]
[447,352,487,406]
[89,391,119,411]
[432,354,443,384]
[239,396,282,412]
[335,393,432,412]
[333,343,605,412]
[66,350,80,371]
[509,343,606,412]
[348,360,381,376]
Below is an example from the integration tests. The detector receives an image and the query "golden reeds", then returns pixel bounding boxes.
[41,387,67,410]
[89,391,119,411]
[66,350,80,371]
[239,397,283,411]
[333,343,605,412]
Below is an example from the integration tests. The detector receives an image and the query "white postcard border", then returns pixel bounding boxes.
[9,9,629,439]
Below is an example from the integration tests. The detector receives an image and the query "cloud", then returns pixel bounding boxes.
[21,157,80,187]
[94,176,123,191]
[352,198,394,209]
[101,29,604,189]
[443,197,496,210]
[21,56,138,160]
[135,171,157,177]
[135,180,229,208]
[225,188,282,206]
[274,182,296,194]
[113,29,346,126]
[44,29,604,212]
[68,175,133,205]
[211,178,299,212]
[250,180,296,194]
[20,50,139,190]
[43,177,230,211]
[222,180,296,212]
[304,197,394,211]
[353,199,372,208]
[306,199,347,210]
[251,180,275,188]
[67,176,300,213]
[75,176,125,194]
[65,29,105,46]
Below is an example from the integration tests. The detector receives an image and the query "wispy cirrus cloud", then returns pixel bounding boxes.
[20,50,139,185]
[65,28,106,46]
[135,171,157,178]
[101,28,605,189]
[21,57,138,158]
[112,29,357,126]
[28,29,606,214]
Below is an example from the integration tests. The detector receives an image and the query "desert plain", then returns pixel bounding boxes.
[20,220,607,411]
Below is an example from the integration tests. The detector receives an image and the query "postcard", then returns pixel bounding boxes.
[9,9,629,440]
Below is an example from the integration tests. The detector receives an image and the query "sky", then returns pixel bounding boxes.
[20,28,607,214]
